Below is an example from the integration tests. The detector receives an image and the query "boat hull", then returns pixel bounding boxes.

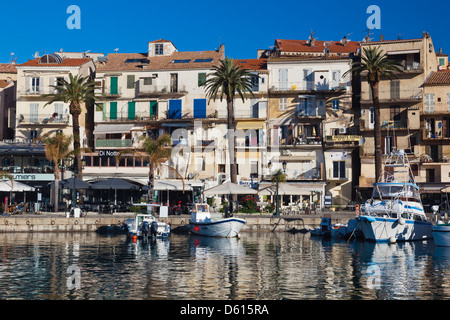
[357,215,433,242]
[189,218,246,238]
[432,224,450,247]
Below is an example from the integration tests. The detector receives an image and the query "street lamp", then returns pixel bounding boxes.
[268,160,287,216]
[62,157,85,211]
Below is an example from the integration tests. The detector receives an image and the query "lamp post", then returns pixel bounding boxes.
[268,160,287,216]
[62,157,85,211]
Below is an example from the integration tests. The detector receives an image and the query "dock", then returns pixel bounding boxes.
[0,211,357,233]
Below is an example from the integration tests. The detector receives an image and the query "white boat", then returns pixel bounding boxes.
[188,203,246,238]
[125,203,171,239]
[432,222,450,247]
[357,150,433,242]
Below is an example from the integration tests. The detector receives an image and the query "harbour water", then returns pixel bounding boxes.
[0,231,449,300]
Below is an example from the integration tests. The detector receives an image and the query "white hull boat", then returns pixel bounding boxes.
[125,204,171,239]
[188,203,245,238]
[432,223,450,247]
[357,150,433,242]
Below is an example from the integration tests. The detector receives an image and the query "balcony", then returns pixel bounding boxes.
[325,135,362,147]
[95,139,132,148]
[17,114,70,126]
[269,81,348,94]
[100,112,157,122]
[100,86,122,98]
[137,84,187,97]
[360,90,422,105]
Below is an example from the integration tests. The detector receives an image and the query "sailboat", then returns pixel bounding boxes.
[357,149,433,242]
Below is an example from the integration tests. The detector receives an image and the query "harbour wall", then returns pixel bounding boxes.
[0,212,357,233]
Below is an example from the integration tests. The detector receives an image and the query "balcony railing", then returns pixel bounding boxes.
[270,81,348,92]
[138,84,187,96]
[95,139,132,148]
[17,114,70,125]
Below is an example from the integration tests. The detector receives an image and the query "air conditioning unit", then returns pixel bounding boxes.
[208,122,215,128]
[218,173,227,184]
[282,149,292,156]
[339,128,347,134]
[152,74,158,78]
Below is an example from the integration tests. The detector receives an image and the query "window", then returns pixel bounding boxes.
[127,75,135,89]
[369,107,374,129]
[170,73,178,93]
[439,58,446,66]
[30,130,38,141]
[143,77,152,85]
[425,93,435,113]
[54,103,64,121]
[384,136,394,154]
[198,73,206,87]
[333,161,346,178]
[250,161,258,178]
[194,59,213,63]
[447,93,450,112]
[30,103,39,123]
[251,74,259,92]
[332,99,340,111]
[172,59,191,63]
[331,70,340,87]
[31,77,40,93]
[390,80,400,100]
[155,44,163,55]
[218,164,226,173]
[278,69,288,89]
[303,69,313,90]
[279,98,288,110]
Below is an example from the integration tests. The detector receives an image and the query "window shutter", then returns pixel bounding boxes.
[340,161,346,178]
[198,73,206,87]
[110,102,117,120]
[127,75,135,89]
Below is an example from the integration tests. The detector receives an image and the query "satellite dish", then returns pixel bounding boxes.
[33,51,40,58]
[60,48,63,52]
[114,48,119,52]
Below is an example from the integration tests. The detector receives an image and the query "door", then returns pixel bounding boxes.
[169,99,182,119]
[110,77,118,95]
[30,103,39,123]
[128,101,135,120]
[150,101,158,118]
[278,69,288,90]
[110,102,117,120]
[170,74,178,93]
[193,99,206,119]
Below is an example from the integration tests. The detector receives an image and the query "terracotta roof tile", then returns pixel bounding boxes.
[275,39,360,54]
[0,80,13,88]
[234,59,267,70]
[97,50,223,72]
[424,70,450,86]
[0,63,17,73]
[17,58,92,67]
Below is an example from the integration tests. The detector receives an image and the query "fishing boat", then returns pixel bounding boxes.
[357,150,433,242]
[188,203,246,238]
[433,223,450,246]
[124,203,171,239]
[309,215,332,238]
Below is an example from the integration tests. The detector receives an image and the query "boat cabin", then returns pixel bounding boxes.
[372,183,420,201]
[191,203,211,222]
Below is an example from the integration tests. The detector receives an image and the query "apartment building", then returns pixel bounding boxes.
[265,35,360,208]
[358,32,438,202]
[14,53,96,146]
[89,40,228,202]
[0,63,17,140]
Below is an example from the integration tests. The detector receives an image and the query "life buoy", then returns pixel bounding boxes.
[95,220,99,225]
[4,220,8,225]
[74,220,79,225]
[26,220,30,225]
[51,220,55,225]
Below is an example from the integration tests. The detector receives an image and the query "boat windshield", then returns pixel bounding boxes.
[372,184,420,200]
[192,204,209,213]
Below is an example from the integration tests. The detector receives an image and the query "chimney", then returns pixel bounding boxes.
[380,34,384,41]
[218,44,225,53]
[439,48,443,54]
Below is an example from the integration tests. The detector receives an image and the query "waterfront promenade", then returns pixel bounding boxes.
[0,211,358,233]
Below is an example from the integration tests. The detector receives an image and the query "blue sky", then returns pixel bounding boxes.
[1,0,448,63]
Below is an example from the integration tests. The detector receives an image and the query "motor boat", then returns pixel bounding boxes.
[124,203,171,239]
[188,203,246,238]
[357,150,433,242]
[309,215,332,238]
[432,222,450,246]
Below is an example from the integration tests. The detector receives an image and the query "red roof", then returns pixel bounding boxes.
[17,58,92,67]
[275,39,360,54]
[424,70,450,86]
[234,59,267,71]
[0,63,17,73]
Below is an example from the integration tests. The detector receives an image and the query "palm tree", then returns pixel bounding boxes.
[203,57,256,210]
[343,46,403,182]
[41,132,79,212]
[117,134,184,203]
[41,73,95,180]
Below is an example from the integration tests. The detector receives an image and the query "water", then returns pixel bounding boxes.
[0,232,449,300]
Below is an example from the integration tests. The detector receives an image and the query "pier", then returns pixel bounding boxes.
[0,212,357,233]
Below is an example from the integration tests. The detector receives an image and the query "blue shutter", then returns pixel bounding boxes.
[193,99,206,119]
[169,99,182,119]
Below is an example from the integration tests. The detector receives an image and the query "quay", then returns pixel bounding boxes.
[0,211,357,233]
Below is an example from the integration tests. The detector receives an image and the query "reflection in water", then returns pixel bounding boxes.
[0,232,448,300]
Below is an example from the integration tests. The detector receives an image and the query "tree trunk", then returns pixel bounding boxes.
[148,164,155,203]
[53,176,59,213]
[370,82,382,183]
[226,97,238,215]
[71,103,83,205]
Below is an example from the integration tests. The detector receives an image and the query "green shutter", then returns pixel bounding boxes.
[128,101,135,120]
[198,73,206,86]
[127,75,135,89]
[150,101,158,117]
[110,102,117,120]
[110,77,118,94]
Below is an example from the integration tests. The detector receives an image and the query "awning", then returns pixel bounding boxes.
[161,123,190,127]
[203,182,257,195]
[236,121,265,130]
[0,180,35,192]
[154,180,190,191]
[387,49,420,55]
[93,124,134,135]
[258,183,323,195]
[91,178,140,190]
